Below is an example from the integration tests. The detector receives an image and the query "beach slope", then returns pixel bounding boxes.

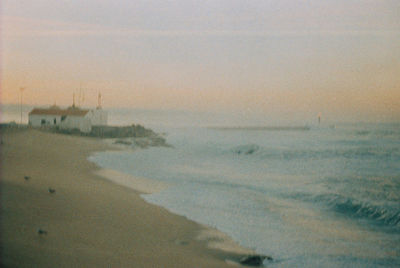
[0,128,237,267]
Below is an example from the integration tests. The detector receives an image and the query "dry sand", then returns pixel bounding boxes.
[0,127,249,267]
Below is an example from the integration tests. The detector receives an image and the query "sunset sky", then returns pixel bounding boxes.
[1,0,400,122]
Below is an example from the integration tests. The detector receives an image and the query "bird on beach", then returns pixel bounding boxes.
[37,229,48,235]
[48,188,56,194]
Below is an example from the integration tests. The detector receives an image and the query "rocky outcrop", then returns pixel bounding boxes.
[88,125,169,147]
[89,124,155,139]
[113,136,169,149]
[17,122,170,148]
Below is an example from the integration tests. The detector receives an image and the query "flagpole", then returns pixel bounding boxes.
[20,87,25,125]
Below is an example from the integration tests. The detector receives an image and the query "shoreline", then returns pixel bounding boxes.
[93,167,255,256]
[0,127,257,267]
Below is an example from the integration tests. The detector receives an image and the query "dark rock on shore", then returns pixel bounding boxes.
[239,254,272,267]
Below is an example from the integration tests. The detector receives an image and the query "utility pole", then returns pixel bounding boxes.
[20,87,25,125]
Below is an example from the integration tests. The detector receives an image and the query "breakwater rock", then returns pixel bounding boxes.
[40,124,169,148]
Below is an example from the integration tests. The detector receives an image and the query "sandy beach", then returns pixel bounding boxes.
[0,127,249,267]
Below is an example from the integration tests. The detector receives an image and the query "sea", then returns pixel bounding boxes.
[3,105,400,267]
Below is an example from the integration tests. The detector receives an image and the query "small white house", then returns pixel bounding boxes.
[29,105,107,133]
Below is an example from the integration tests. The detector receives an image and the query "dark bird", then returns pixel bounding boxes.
[37,229,48,235]
[24,176,30,181]
[48,188,56,194]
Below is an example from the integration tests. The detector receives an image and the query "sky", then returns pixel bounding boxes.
[1,0,400,123]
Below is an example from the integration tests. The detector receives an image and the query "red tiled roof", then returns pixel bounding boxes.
[29,107,89,116]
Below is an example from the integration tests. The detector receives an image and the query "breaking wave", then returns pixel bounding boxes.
[229,144,400,161]
[231,144,260,155]
[290,192,400,229]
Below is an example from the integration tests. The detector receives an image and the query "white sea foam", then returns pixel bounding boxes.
[196,227,255,255]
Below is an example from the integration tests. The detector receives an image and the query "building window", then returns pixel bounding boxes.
[41,119,46,125]
[54,118,57,124]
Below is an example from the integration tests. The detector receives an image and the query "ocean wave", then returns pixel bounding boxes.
[210,126,310,131]
[374,129,400,137]
[355,130,370,136]
[290,192,400,228]
[228,144,400,161]
[231,144,260,155]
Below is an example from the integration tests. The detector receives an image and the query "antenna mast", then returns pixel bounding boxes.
[19,87,25,124]
[97,92,102,109]
[77,82,85,107]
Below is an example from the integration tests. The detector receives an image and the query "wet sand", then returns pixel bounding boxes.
[0,127,249,267]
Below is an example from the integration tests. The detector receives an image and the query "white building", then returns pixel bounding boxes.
[28,105,108,133]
